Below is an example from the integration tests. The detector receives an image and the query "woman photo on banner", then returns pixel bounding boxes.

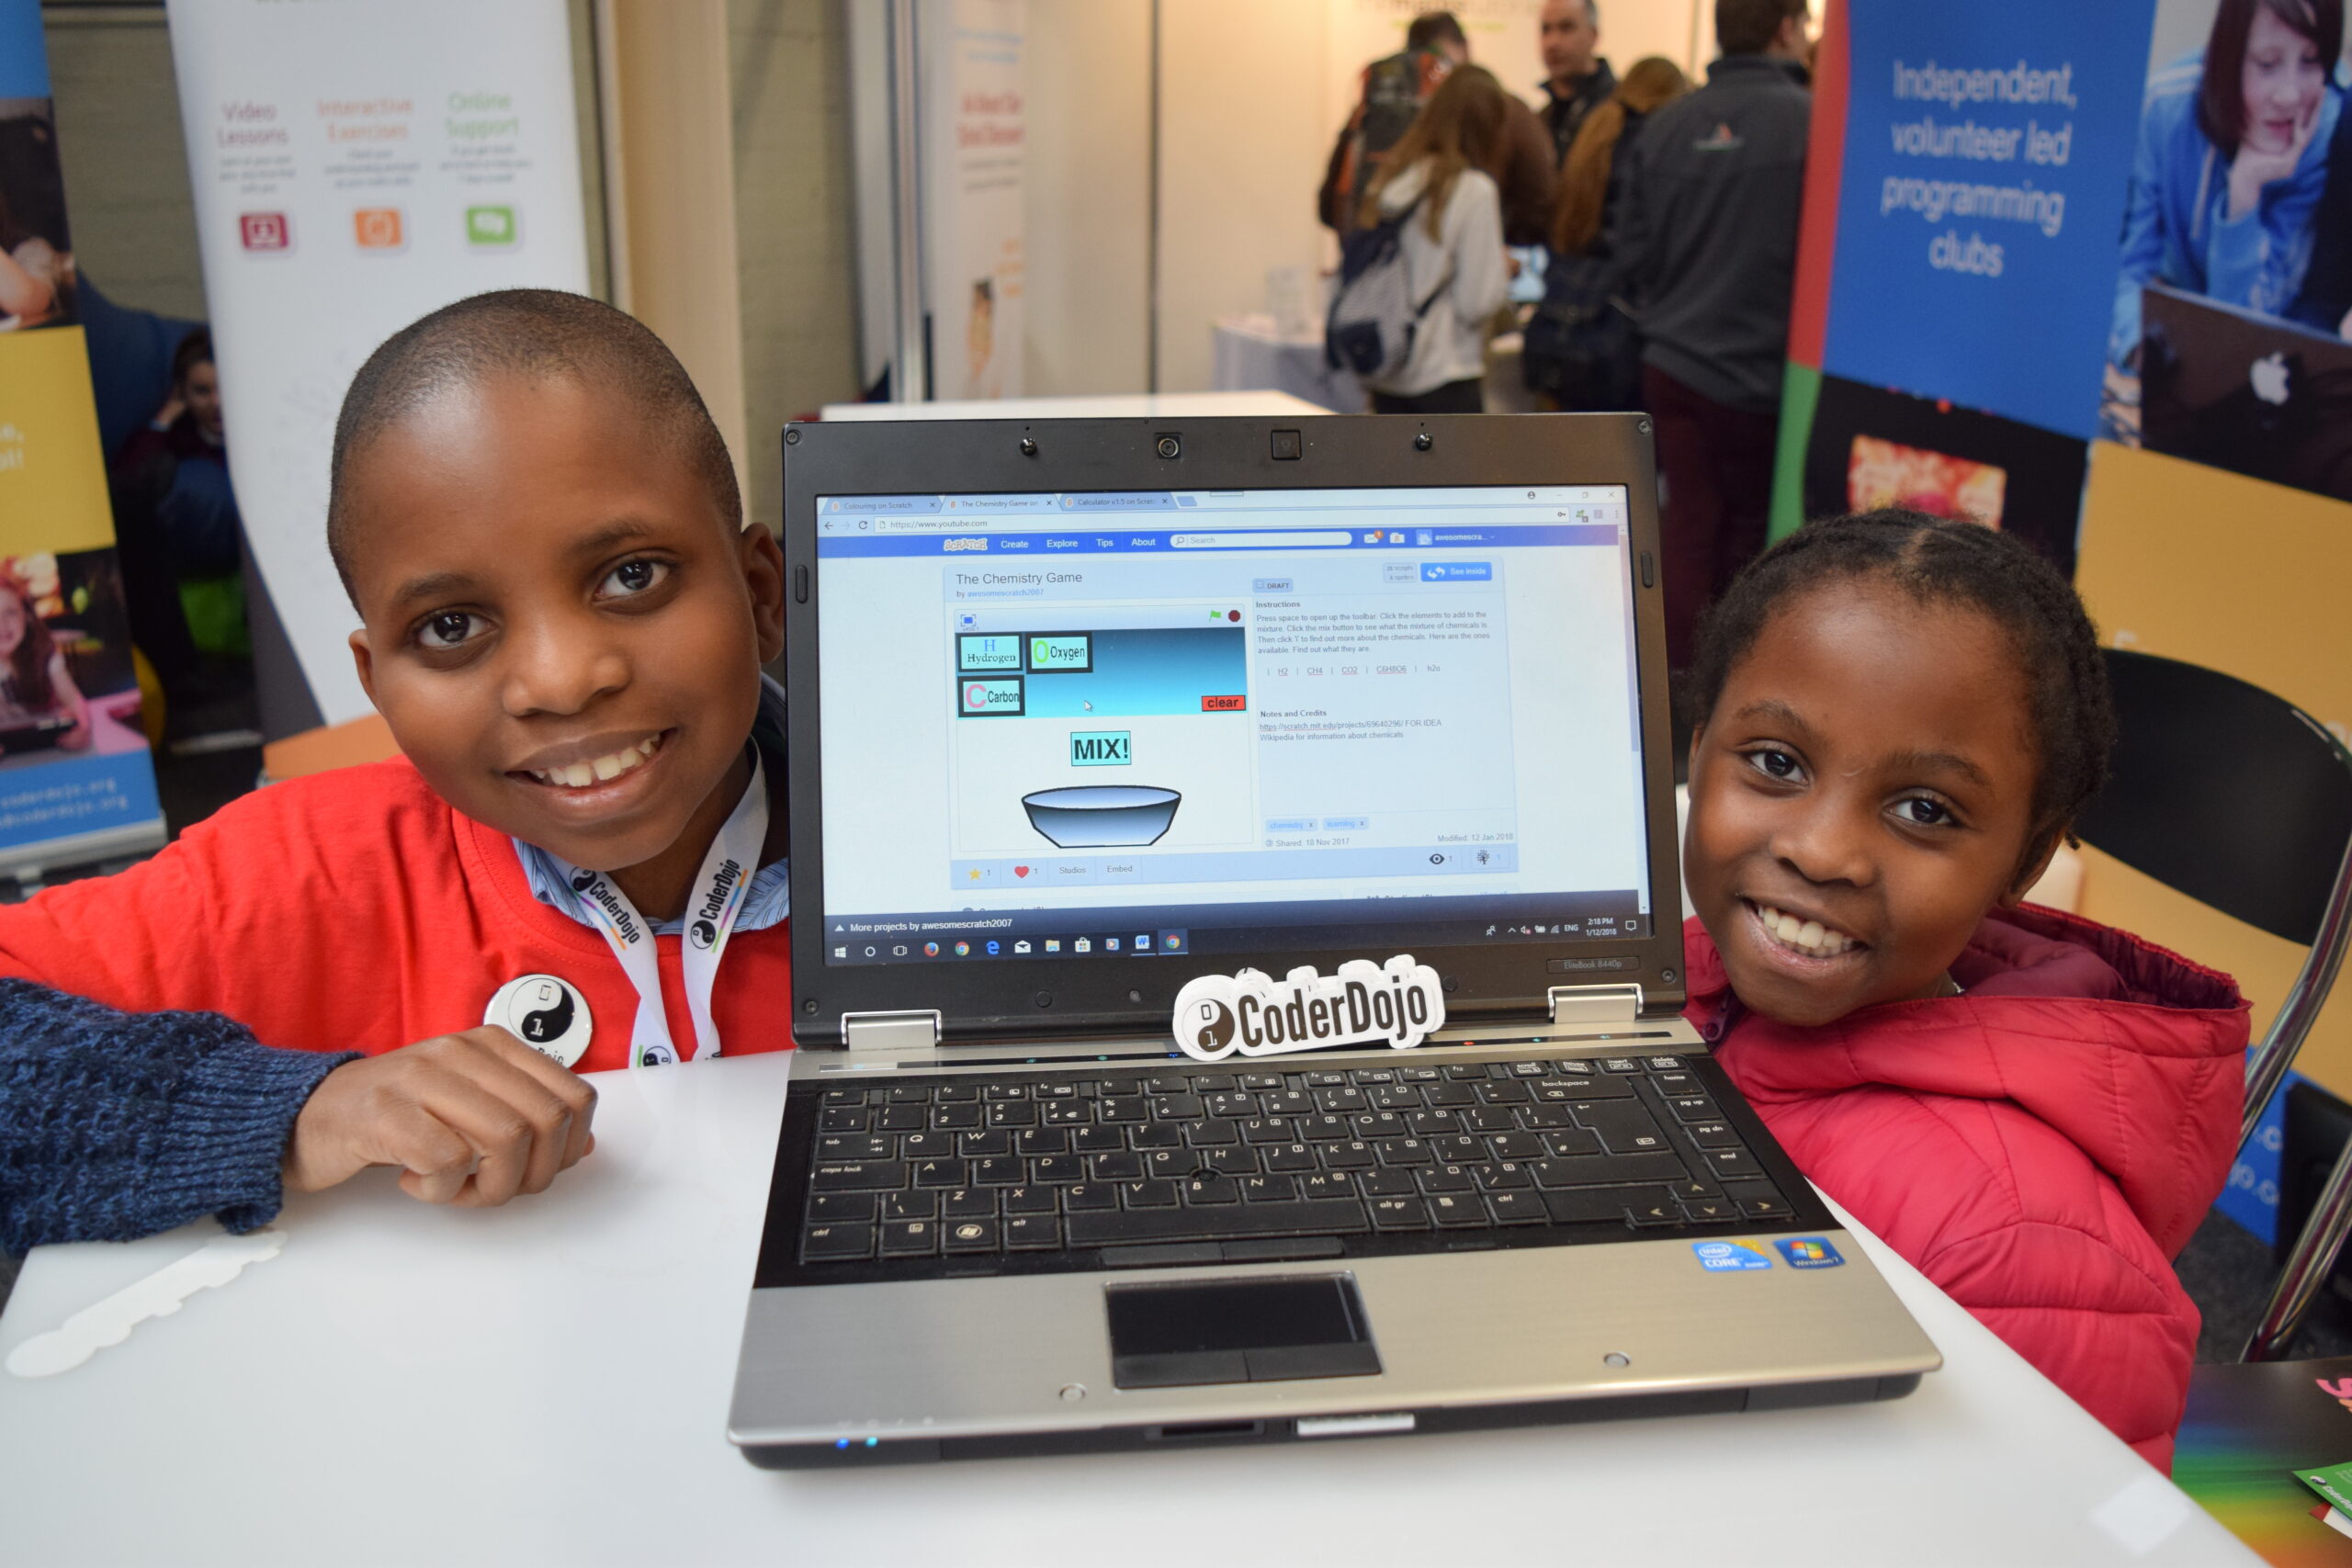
[0,99,74,331]
[2105,0,2344,435]
[0,559,90,755]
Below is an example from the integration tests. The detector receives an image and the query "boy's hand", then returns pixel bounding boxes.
[285,1028,598,1206]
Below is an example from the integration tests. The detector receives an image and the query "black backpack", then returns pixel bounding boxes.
[1523,252,1642,412]
[1326,196,1453,380]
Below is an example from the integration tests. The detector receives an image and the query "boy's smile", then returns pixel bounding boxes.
[1682,583,2053,1027]
[340,372,784,919]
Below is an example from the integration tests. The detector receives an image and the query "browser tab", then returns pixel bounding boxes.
[823,495,942,514]
[1059,493,1179,512]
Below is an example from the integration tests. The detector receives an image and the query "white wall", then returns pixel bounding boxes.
[1023,0,1152,394]
[856,0,1706,400]
[1155,0,1336,392]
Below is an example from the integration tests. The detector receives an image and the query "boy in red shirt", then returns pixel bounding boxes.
[0,290,791,1239]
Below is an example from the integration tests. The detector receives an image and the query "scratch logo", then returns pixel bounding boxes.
[1171,955,1445,1062]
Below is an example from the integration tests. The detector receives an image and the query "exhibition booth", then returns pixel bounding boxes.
[0,1,2350,1562]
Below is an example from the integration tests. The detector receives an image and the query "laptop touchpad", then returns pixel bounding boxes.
[1105,1276,1382,1389]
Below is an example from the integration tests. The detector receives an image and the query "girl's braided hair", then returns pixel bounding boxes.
[1681,510,2118,862]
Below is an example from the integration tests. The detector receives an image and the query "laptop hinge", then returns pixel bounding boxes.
[1547,983,1645,1027]
[841,1010,943,1052]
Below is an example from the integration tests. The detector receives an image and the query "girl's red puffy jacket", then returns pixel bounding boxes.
[1683,906,2249,1471]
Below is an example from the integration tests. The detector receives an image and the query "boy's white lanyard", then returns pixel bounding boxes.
[551,754,767,1068]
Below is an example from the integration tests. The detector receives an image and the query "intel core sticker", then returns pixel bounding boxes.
[1774,1236,1844,1269]
[1692,1241,1772,1272]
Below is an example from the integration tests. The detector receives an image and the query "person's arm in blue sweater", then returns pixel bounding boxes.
[0,980,356,1254]
[0,981,604,1256]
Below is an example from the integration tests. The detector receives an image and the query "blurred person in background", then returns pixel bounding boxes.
[1617,0,1812,673]
[1357,63,1515,414]
[1321,11,1557,245]
[1538,0,1617,164]
[1523,55,1690,412]
[110,328,247,721]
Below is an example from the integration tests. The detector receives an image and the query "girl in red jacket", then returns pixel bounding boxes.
[1679,510,2249,1471]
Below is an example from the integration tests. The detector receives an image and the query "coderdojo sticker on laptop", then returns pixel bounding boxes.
[1171,954,1444,1062]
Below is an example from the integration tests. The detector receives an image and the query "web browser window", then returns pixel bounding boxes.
[814,485,1649,966]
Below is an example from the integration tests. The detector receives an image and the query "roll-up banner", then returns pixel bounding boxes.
[922,0,1025,401]
[0,0,168,874]
[1786,0,2352,1243]
[1775,0,2155,572]
[165,0,591,726]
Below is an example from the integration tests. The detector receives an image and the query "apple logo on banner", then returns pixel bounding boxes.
[2251,351,2292,407]
[1171,954,1445,1063]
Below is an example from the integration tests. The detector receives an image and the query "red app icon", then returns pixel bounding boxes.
[240,212,291,252]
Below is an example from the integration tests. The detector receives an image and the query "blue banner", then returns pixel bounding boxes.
[0,750,164,859]
[0,0,46,99]
[1823,4,2154,441]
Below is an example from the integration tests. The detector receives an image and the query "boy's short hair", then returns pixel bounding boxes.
[1683,511,2118,862]
[326,288,741,604]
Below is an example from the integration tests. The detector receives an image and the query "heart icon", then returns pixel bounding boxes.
[1014,865,1030,877]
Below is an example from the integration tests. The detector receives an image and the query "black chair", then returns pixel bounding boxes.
[2074,649,2352,1360]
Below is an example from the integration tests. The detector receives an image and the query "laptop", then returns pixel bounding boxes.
[2141,282,2352,503]
[729,414,1939,1467]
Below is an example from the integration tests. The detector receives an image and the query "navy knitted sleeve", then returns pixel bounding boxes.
[0,979,358,1254]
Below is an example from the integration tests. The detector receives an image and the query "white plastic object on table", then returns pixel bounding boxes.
[6,1228,286,1379]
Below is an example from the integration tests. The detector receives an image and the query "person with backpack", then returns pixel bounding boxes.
[1523,56,1690,412]
[1333,63,1514,414]
[1318,12,1556,244]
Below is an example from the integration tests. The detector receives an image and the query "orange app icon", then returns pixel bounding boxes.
[354,209,403,250]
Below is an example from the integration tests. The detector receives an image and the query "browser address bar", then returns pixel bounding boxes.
[1170,531,1352,549]
[865,516,976,534]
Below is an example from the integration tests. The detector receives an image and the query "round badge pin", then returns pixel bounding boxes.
[482,974,594,1068]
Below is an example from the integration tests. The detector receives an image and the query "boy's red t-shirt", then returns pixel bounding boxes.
[0,759,795,1073]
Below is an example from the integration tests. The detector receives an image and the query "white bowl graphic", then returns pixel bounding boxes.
[1021,785,1182,848]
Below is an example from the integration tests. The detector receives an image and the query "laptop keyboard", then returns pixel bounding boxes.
[784,1054,1801,1277]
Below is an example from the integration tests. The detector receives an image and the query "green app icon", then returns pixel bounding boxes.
[466,205,517,246]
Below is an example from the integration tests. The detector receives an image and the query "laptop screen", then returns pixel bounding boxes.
[812,483,1651,969]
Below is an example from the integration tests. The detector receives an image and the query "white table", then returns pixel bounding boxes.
[0,1052,2260,1566]
[1210,315,1366,412]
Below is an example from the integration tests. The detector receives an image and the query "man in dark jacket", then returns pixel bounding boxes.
[1538,0,1617,164]
[1617,0,1810,672]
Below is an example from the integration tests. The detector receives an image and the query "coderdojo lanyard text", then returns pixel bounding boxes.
[551,753,767,1068]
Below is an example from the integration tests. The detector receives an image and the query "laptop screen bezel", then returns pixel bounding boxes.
[782,413,1688,1046]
